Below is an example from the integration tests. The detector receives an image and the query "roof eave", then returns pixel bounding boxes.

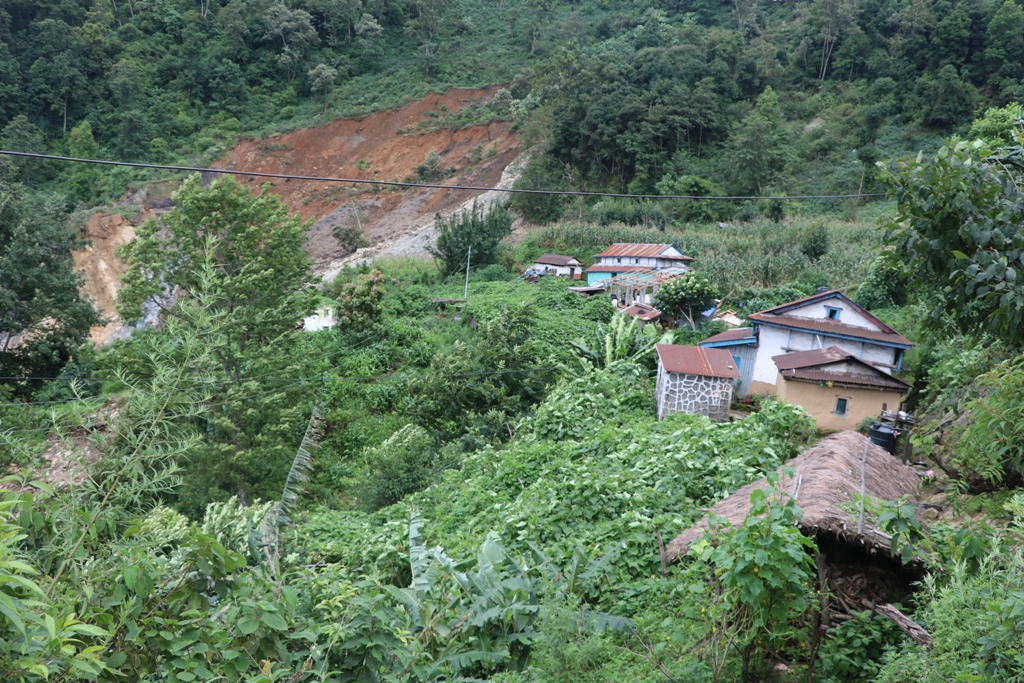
[753,318,913,349]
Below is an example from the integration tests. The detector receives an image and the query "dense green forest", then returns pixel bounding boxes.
[2,0,1024,205]
[4,0,1024,681]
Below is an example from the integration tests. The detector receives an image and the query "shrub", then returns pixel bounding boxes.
[816,610,904,682]
[335,268,387,331]
[801,222,830,261]
[332,221,370,254]
[854,254,908,310]
[361,424,436,510]
[589,199,668,229]
[412,149,455,181]
[429,201,514,275]
[510,155,566,223]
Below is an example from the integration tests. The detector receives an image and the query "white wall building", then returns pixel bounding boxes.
[585,244,692,284]
[530,253,584,278]
[303,306,335,332]
[745,290,912,395]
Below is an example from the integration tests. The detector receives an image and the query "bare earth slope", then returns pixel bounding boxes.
[73,87,523,342]
[215,86,522,272]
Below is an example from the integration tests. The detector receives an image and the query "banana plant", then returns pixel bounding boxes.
[570,313,675,370]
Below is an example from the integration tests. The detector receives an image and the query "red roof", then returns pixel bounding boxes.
[584,264,654,273]
[656,344,741,379]
[772,346,911,391]
[621,304,662,321]
[700,327,754,344]
[533,253,581,267]
[779,368,910,391]
[749,313,912,346]
[772,346,854,370]
[751,289,910,344]
[592,244,693,261]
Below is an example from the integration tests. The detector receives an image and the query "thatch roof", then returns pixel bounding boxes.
[666,431,921,562]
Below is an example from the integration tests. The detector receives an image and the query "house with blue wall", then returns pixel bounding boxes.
[584,243,693,285]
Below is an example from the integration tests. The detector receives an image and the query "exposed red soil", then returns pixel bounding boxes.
[217,86,522,269]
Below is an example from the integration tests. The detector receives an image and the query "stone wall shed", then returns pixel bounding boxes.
[655,344,740,422]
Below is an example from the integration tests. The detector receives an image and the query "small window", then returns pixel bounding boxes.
[731,354,742,370]
[834,398,848,415]
[634,258,639,264]
[825,306,842,321]
[617,257,622,264]
[894,348,904,369]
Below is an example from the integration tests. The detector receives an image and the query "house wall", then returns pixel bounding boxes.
[749,326,901,395]
[656,365,734,422]
[728,344,758,397]
[786,299,876,329]
[533,263,578,277]
[774,374,905,432]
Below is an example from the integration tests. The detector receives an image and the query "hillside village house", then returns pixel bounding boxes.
[772,347,911,431]
[530,253,583,278]
[745,290,912,396]
[655,344,740,422]
[585,243,693,285]
[699,327,757,396]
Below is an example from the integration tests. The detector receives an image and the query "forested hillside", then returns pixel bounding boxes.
[2,0,1023,206]
[5,0,1024,682]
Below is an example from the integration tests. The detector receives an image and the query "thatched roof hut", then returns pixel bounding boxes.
[666,431,921,563]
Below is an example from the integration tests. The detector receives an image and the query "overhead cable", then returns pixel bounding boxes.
[0,150,886,201]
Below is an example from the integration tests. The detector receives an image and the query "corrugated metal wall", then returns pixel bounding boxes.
[729,345,758,397]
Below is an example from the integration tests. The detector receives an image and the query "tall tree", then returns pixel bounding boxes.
[27,19,87,133]
[118,175,319,510]
[878,138,1024,345]
[0,175,100,385]
[985,0,1024,83]
[429,200,513,275]
[727,86,789,195]
[67,120,100,201]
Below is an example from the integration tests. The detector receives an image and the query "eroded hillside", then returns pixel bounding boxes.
[73,87,523,343]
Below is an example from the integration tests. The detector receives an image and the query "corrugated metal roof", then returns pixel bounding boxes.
[584,264,655,273]
[533,253,581,266]
[752,290,903,337]
[700,327,755,345]
[656,344,741,379]
[592,243,693,261]
[780,368,910,391]
[772,346,911,391]
[621,304,662,321]
[772,346,854,370]
[750,312,913,347]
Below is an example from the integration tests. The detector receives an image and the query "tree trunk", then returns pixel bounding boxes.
[874,603,933,648]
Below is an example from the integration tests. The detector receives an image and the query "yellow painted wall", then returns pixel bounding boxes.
[774,374,905,432]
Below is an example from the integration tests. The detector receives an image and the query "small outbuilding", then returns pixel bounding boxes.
[530,253,583,278]
[655,344,740,422]
[772,347,911,431]
[621,303,661,325]
[665,431,931,647]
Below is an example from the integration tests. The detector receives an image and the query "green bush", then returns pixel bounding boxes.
[855,255,908,310]
[361,424,436,510]
[816,610,904,682]
[801,222,830,261]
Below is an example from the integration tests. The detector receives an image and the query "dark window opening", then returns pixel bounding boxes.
[825,306,842,321]
[834,398,848,415]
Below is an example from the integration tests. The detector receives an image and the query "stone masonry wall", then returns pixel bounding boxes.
[656,370,733,422]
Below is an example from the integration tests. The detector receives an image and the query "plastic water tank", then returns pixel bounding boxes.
[868,422,897,454]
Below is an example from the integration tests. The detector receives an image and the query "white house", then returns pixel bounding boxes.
[745,290,912,395]
[585,244,692,285]
[530,253,584,278]
[655,344,740,422]
[303,306,335,331]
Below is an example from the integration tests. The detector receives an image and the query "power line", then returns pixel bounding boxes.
[0,150,886,201]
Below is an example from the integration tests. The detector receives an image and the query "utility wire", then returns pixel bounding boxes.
[0,150,886,201]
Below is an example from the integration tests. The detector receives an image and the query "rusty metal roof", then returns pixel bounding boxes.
[592,243,693,261]
[656,344,741,379]
[621,304,662,321]
[584,264,655,273]
[772,346,911,391]
[780,368,911,391]
[533,253,581,266]
[751,290,906,338]
[700,327,755,345]
[749,312,913,347]
[772,346,854,370]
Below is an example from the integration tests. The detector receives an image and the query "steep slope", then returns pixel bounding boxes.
[73,88,523,343]
[216,86,522,272]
